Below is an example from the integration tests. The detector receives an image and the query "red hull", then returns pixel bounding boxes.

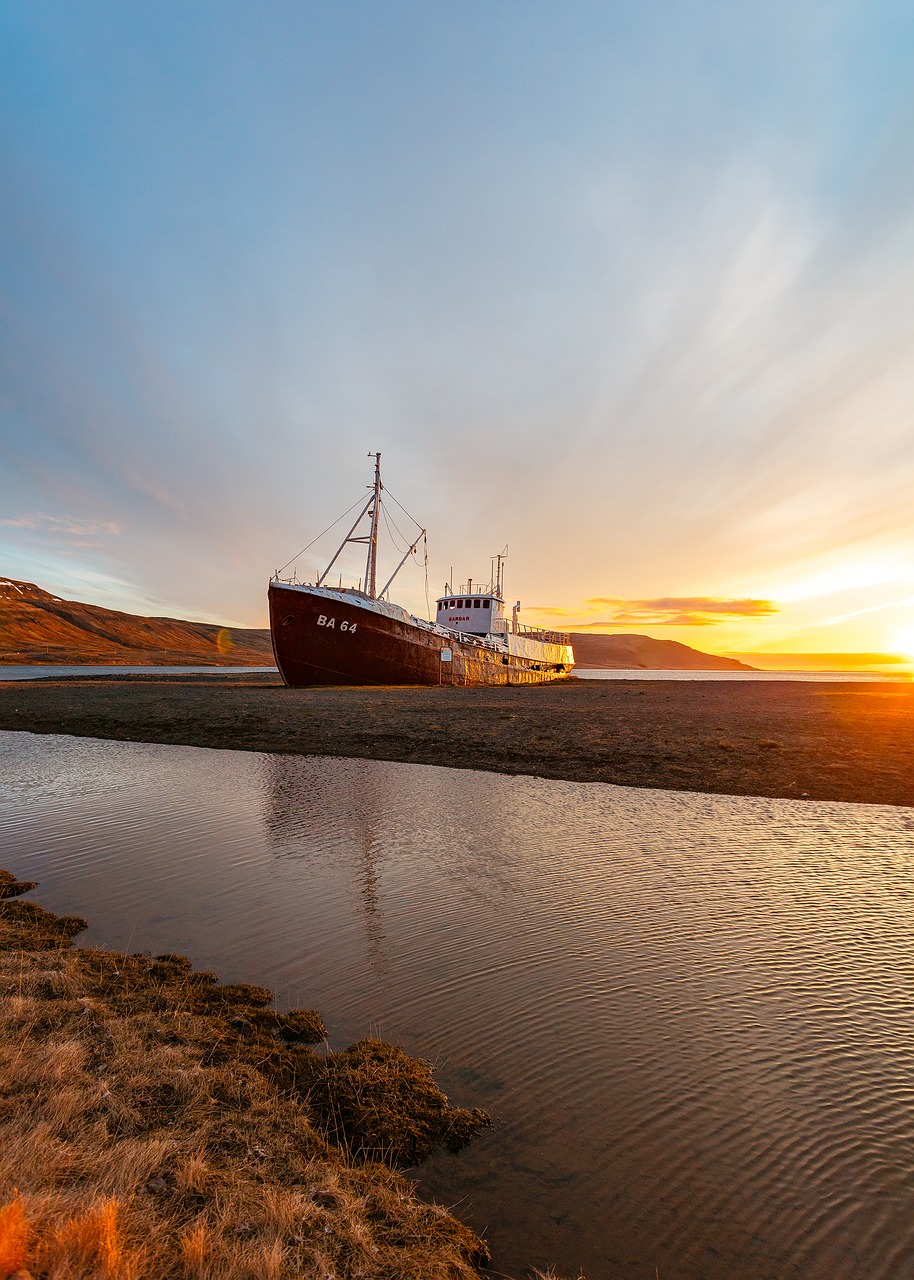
[269,583,571,687]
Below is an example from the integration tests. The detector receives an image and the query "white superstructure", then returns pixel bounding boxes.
[435,570,573,669]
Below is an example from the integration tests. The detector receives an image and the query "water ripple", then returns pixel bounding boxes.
[2,730,914,1279]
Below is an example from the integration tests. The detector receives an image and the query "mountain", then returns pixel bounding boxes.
[567,631,755,671]
[0,578,274,666]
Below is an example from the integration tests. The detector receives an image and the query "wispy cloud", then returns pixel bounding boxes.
[1,513,122,538]
[806,593,914,630]
[527,597,779,630]
[581,597,778,626]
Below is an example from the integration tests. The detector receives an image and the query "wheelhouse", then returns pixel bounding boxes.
[435,592,502,637]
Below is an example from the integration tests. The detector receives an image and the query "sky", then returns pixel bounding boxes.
[2,1,914,665]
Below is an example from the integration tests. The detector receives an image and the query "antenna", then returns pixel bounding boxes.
[494,546,507,598]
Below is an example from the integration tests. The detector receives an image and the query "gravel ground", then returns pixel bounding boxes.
[1,673,912,806]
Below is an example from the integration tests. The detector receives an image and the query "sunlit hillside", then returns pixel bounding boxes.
[0,579,273,667]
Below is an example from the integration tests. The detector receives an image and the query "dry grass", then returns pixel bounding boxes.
[0,1198,30,1274]
[300,1039,491,1168]
[0,869,492,1279]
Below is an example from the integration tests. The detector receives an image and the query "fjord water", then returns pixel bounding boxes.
[0,665,278,680]
[0,664,902,681]
[574,668,906,681]
[2,732,914,1279]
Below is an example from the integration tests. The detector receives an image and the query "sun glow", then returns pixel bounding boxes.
[891,625,914,660]
[772,554,912,606]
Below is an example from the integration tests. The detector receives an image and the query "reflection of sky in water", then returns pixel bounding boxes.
[0,666,276,681]
[0,666,903,682]
[2,730,914,1280]
[575,669,907,681]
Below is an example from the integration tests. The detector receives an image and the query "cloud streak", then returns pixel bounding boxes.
[2,513,122,537]
[534,598,779,627]
[1,2,914,651]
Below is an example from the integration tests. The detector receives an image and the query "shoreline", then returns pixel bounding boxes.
[0,672,912,805]
[0,869,506,1279]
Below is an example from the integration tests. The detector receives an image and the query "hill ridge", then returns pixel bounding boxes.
[567,630,754,671]
[0,578,273,666]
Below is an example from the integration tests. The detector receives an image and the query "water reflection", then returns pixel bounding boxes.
[264,755,391,976]
[0,665,277,680]
[1,730,914,1280]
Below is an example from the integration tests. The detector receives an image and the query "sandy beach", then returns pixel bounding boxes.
[1,672,912,806]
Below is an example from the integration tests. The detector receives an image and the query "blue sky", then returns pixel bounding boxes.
[3,1,914,657]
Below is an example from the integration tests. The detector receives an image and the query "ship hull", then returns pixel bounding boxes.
[269,583,573,687]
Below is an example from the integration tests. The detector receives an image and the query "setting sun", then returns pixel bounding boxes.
[891,625,914,660]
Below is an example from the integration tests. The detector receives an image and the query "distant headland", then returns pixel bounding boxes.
[567,630,754,671]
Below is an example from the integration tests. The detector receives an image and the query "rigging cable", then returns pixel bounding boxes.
[424,532,431,620]
[379,503,403,553]
[380,501,413,553]
[275,492,368,576]
[384,486,431,618]
[383,486,424,534]
[379,499,428,613]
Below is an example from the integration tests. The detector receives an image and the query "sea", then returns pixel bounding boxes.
[2,729,913,1279]
[576,668,909,682]
[0,664,908,683]
[0,665,278,680]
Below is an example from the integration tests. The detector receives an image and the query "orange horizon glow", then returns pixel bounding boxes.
[520,554,914,673]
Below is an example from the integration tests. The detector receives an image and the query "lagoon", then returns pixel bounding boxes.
[576,668,906,681]
[2,730,913,1278]
[0,664,278,680]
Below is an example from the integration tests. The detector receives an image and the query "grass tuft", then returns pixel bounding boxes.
[0,1194,29,1274]
[300,1038,493,1167]
[0,868,496,1278]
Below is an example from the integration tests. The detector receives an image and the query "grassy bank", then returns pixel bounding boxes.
[0,868,516,1280]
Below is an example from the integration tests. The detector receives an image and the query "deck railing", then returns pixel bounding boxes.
[490,619,571,645]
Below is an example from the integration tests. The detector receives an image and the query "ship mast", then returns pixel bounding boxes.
[365,451,382,599]
[306,451,421,600]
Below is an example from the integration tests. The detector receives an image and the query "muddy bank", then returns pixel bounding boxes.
[0,868,507,1279]
[0,673,912,806]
